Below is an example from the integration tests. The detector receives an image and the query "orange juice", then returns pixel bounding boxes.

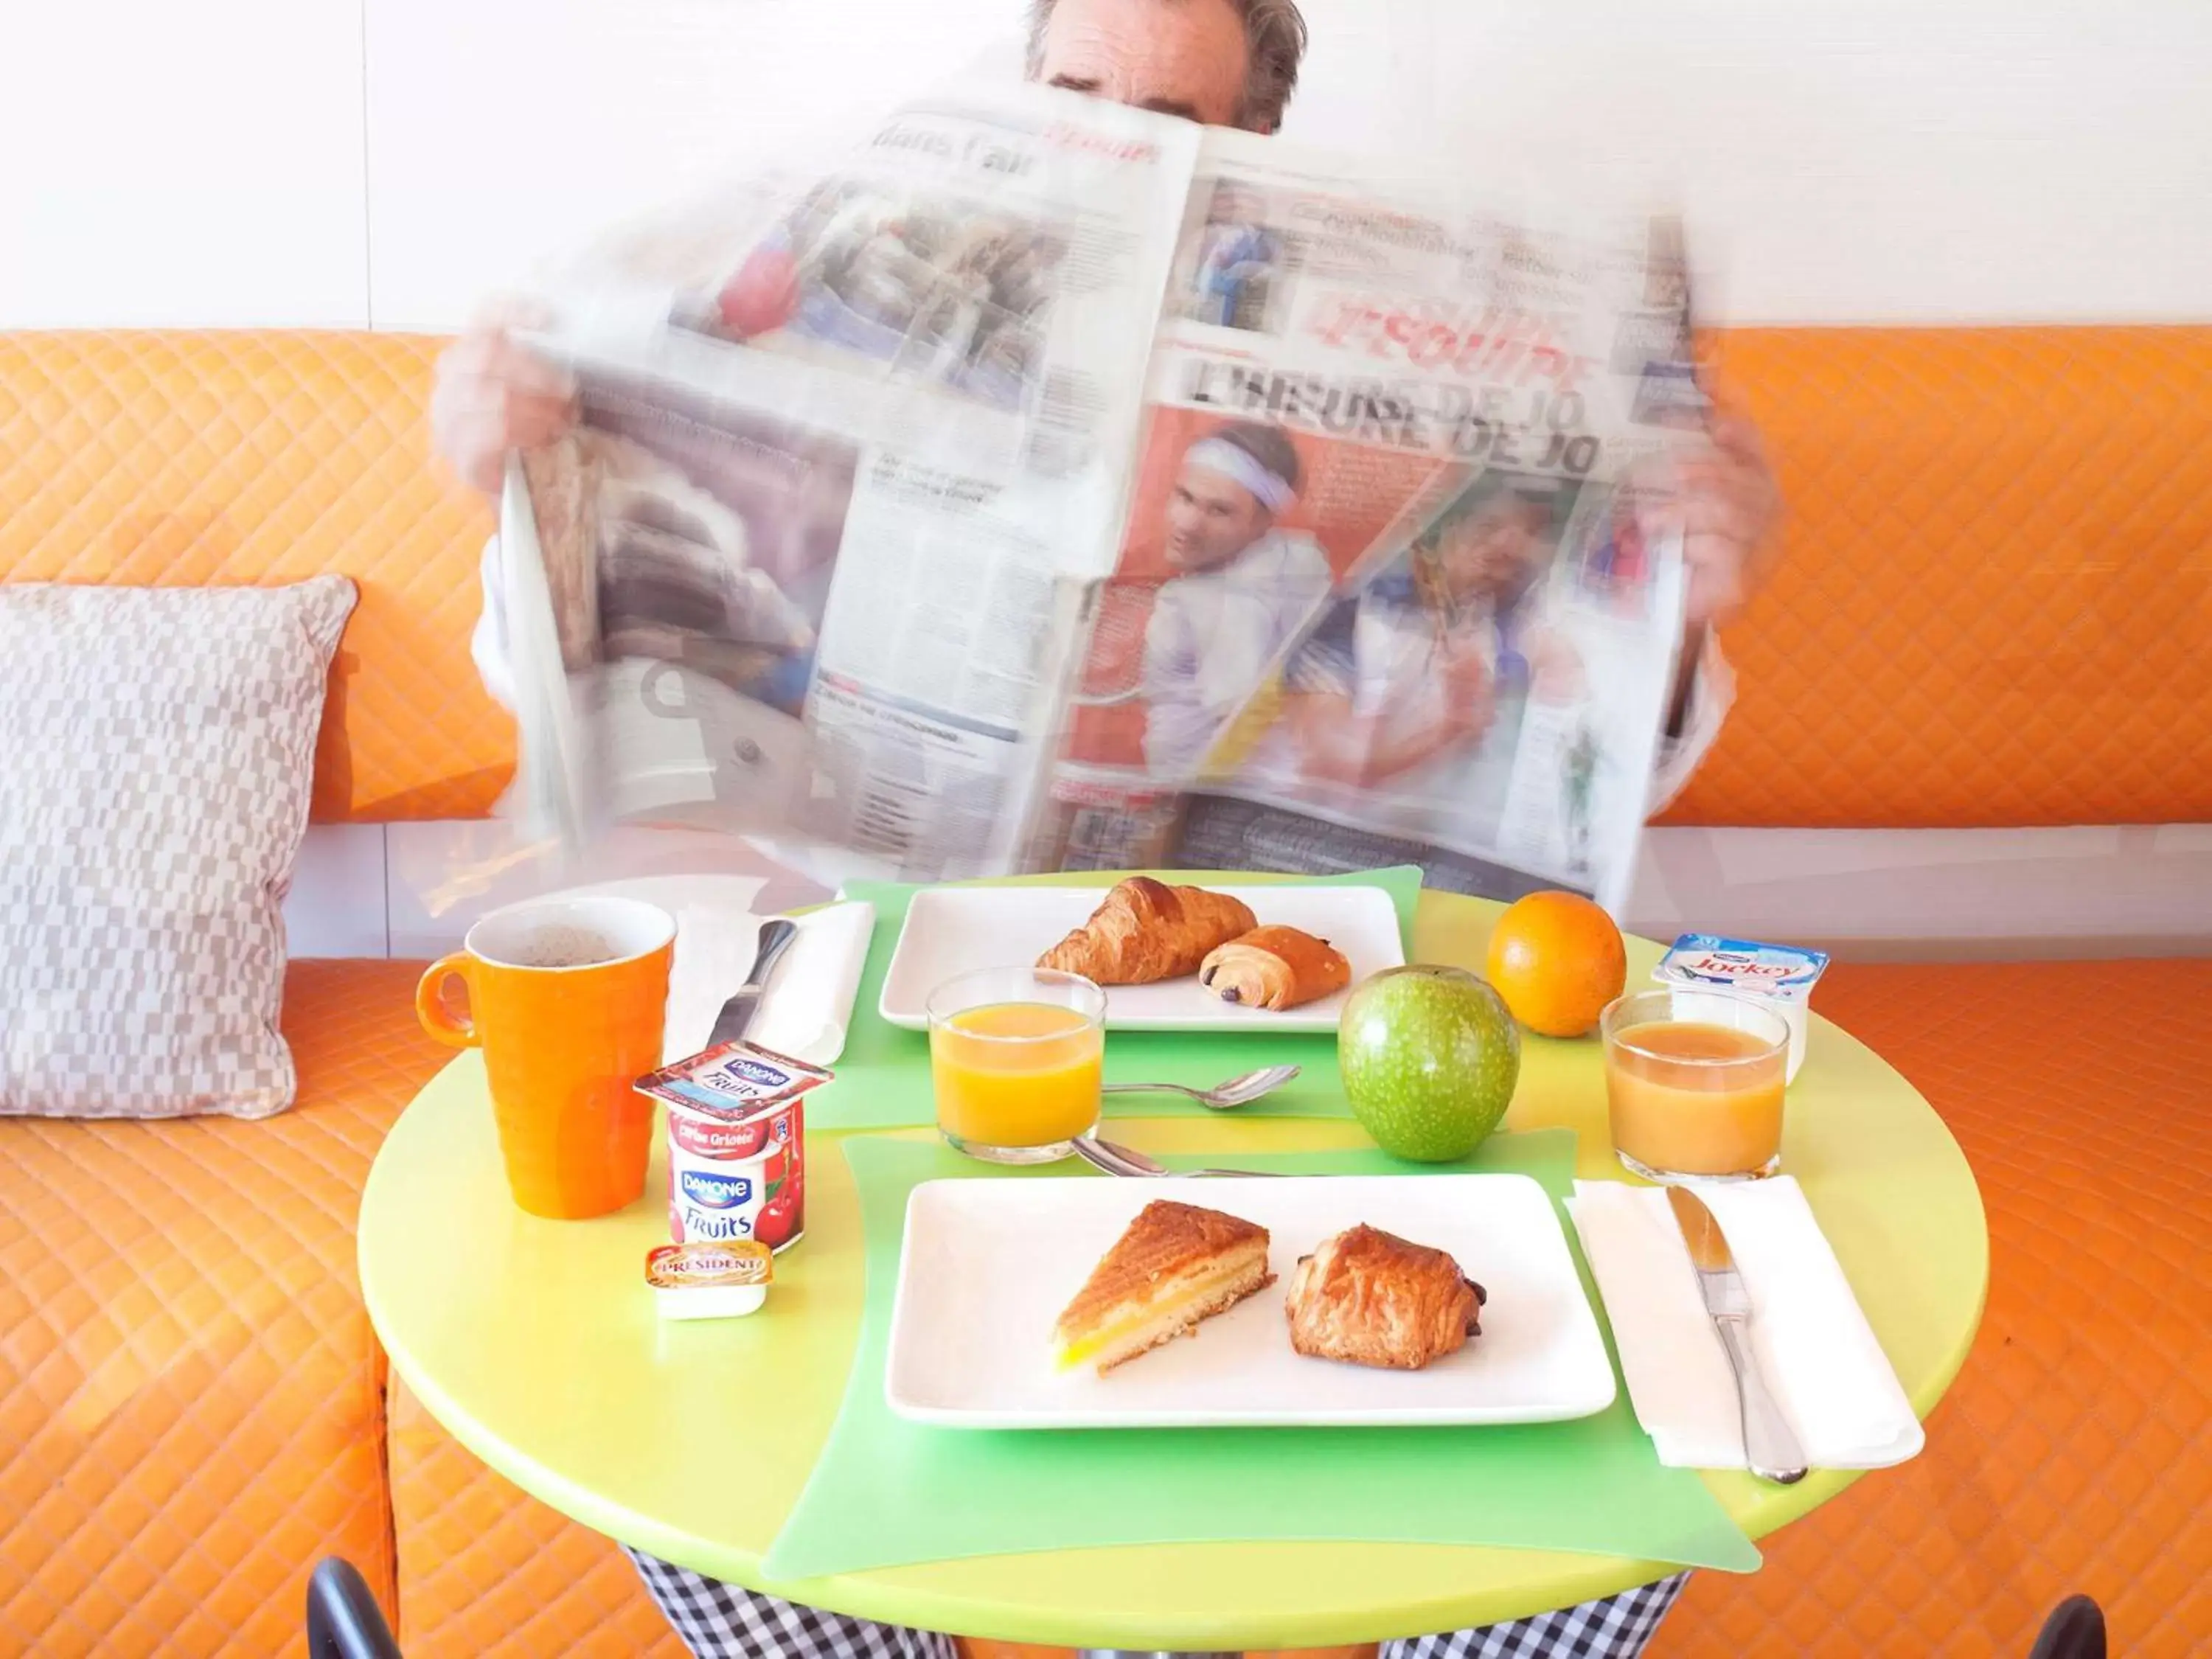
[1605,1018,1787,1179]
[930,1001,1104,1151]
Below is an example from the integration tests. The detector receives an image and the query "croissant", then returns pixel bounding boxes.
[1284,1225,1486,1371]
[1198,925,1352,1011]
[1037,877,1257,985]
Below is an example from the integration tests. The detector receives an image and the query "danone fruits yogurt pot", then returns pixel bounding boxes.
[1652,934,1830,1083]
[633,1040,831,1253]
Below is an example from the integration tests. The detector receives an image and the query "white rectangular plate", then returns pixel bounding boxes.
[878,885,1405,1032]
[886,1175,1617,1429]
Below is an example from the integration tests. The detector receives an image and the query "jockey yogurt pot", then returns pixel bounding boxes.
[634,1040,832,1252]
[1652,934,1829,1083]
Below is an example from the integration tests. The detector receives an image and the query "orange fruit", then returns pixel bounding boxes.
[1484,891,1627,1038]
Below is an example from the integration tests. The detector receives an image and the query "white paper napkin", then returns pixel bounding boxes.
[664,901,877,1068]
[1567,1178,1924,1471]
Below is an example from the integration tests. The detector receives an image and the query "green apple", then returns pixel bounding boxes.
[1338,964,1521,1162]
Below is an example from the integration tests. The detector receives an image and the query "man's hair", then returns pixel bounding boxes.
[1209,419,1302,495]
[1025,0,1309,133]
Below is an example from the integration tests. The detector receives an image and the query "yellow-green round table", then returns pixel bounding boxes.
[358,886,1987,1651]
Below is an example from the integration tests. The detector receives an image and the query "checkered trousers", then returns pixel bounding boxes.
[625,1547,1688,1658]
[1378,1573,1690,1659]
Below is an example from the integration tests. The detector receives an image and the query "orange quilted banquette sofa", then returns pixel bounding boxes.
[0,331,2205,1658]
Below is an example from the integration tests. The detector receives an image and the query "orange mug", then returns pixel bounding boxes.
[416,895,675,1220]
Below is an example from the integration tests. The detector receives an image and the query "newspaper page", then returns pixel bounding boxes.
[1032,131,1704,912]
[498,83,1201,880]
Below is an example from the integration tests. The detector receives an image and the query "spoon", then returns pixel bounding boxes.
[1100,1063,1299,1111]
[1071,1135,1287,1180]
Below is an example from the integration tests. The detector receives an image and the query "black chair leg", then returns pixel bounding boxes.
[2026,1594,2107,1659]
[306,1557,403,1659]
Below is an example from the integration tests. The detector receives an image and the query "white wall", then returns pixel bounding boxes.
[7,0,2212,332]
[361,0,1020,330]
[1,0,372,326]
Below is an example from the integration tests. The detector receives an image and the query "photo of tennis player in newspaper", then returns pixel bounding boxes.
[1042,406,1683,906]
[1045,406,1435,774]
[1199,465,1657,883]
[1034,123,1698,908]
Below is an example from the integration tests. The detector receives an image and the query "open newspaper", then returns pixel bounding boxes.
[499,83,1703,911]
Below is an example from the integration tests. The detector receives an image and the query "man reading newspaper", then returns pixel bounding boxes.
[437,1,1781,1655]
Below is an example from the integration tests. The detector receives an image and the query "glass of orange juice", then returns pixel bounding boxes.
[1601,988,1792,1183]
[928,967,1107,1164]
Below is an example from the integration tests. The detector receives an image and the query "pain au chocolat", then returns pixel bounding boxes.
[1198,925,1352,1010]
[1283,1224,1485,1371]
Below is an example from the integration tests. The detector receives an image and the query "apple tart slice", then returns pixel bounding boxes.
[1052,1200,1274,1374]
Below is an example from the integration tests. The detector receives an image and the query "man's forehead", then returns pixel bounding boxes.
[1035,0,1251,128]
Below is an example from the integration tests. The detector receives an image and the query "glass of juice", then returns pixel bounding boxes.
[1601,988,1792,1183]
[928,967,1107,1164]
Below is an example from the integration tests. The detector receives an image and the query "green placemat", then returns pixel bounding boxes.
[809,866,1424,1130]
[762,1133,1757,1581]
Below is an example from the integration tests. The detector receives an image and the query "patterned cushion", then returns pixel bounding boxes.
[0,578,352,1117]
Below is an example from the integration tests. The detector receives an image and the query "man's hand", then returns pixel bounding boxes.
[430,304,577,496]
[1636,413,1784,630]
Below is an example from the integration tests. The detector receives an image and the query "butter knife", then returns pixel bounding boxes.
[1666,1185,1808,1484]
[707,919,798,1050]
